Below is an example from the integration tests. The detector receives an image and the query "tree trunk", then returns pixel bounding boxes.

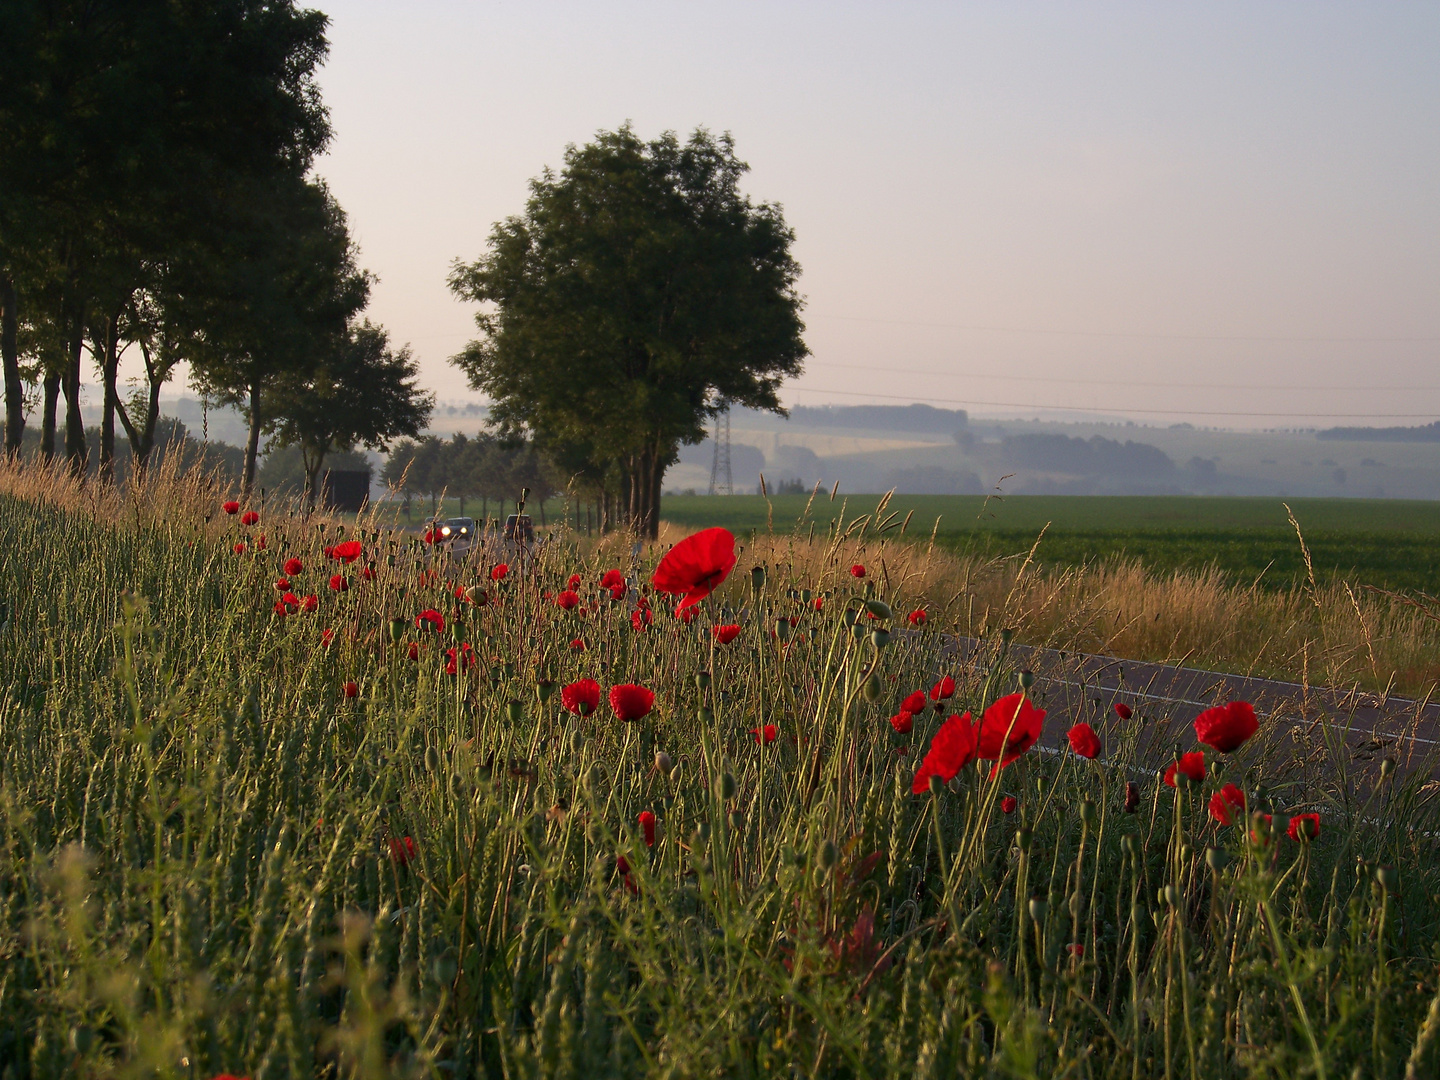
[242,381,262,495]
[1,274,22,458]
[62,304,86,473]
[98,311,122,483]
[41,373,60,461]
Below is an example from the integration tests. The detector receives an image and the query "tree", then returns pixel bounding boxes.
[448,125,807,538]
[270,319,433,507]
[177,175,369,493]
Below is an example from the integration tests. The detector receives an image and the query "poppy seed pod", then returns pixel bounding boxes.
[656,751,673,774]
[728,809,745,830]
[817,839,838,870]
[1028,896,1048,921]
[1120,834,1139,859]
[696,671,712,689]
[424,746,440,773]
[850,622,867,641]
[1380,757,1396,779]
[1205,847,1232,872]
[928,773,943,796]
[1079,800,1097,827]
[870,628,891,650]
[775,618,791,641]
[863,673,883,702]
[669,765,683,784]
[715,772,737,801]
[1016,828,1033,852]
[697,706,714,724]
[1376,864,1399,891]
[1000,627,1014,644]
[1163,885,1181,908]
[387,618,408,642]
[537,680,556,702]
[1018,669,1035,689]
[506,700,524,722]
[863,599,892,620]
[750,565,766,594]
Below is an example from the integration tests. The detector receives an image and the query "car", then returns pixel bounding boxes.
[429,517,478,556]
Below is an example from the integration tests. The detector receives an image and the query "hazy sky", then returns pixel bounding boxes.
[309,1,1440,428]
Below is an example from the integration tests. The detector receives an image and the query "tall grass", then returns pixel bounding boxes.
[0,462,1437,1078]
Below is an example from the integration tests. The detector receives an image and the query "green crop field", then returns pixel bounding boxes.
[661,494,1440,594]
[2,474,1440,1078]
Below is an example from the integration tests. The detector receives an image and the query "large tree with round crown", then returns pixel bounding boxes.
[447,125,807,539]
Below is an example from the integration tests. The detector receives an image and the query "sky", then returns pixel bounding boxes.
[304,0,1440,429]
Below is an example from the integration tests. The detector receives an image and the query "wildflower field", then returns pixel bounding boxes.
[1,464,1439,1079]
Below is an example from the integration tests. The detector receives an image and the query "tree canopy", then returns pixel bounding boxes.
[448,125,807,537]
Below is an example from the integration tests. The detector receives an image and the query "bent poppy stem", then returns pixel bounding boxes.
[928,788,964,941]
[1260,891,1328,1080]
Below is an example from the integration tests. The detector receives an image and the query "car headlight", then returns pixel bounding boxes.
[440,526,451,537]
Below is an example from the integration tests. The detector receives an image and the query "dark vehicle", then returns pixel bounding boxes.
[431,517,478,556]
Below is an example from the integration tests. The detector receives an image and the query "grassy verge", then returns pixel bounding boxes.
[0,460,1438,1077]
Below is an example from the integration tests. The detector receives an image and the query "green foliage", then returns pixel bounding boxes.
[447,124,808,537]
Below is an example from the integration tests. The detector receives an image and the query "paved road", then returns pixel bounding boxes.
[942,636,1440,783]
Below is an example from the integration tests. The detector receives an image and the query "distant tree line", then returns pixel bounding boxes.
[382,434,560,523]
[0,1,430,500]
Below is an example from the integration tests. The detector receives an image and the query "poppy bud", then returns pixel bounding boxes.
[656,751,673,774]
[694,821,710,843]
[1018,669,1035,689]
[1376,864,1399,891]
[817,839,838,870]
[1123,781,1141,813]
[507,700,524,722]
[1205,847,1231,872]
[696,671,711,689]
[715,772,737,801]
[775,618,791,641]
[928,774,943,796]
[432,952,458,984]
[387,618,408,642]
[750,565,766,594]
[1068,892,1084,918]
[1120,834,1139,859]
[1028,896,1048,921]
[1000,628,1013,644]
[850,622,867,641]
[870,628,890,650]
[863,599,892,620]
[1163,885,1181,908]
[1016,828,1033,852]
[698,706,714,724]
[1079,800,1097,827]
[1379,757,1396,780]
[728,809,745,830]
[537,680,556,702]
[670,766,682,783]
[862,674,883,702]
[424,746,440,773]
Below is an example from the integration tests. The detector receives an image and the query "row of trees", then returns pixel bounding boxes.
[0,1,431,501]
[382,433,558,519]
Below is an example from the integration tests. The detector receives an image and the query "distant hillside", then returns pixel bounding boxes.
[786,403,968,433]
[1317,421,1440,442]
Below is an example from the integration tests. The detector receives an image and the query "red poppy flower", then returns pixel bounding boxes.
[1067,722,1102,759]
[490,563,509,582]
[1001,795,1017,815]
[284,557,304,576]
[298,594,316,613]
[210,1075,251,1080]
[912,712,979,794]
[712,624,742,644]
[1113,702,1133,720]
[929,675,956,701]
[1124,781,1141,813]
[332,539,363,564]
[616,854,631,876]
[360,565,376,581]
[651,527,737,612]
[406,641,420,661]
[630,608,652,632]
[388,836,417,866]
[415,608,445,634]
[274,577,290,591]
[556,590,580,610]
[569,637,586,651]
[422,529,436,544]
[343,681,359,699]
[600,568,625,590]
[222,500,240,515]
[674,605,695,623]
[850,564,867,579]
[329,573,348,592]
[562,678,601,716]
[567,573,582,589]
[323,546,335,559]
[889,711,914,734]
[280,591,298,608]
[901,690,927,714]
[240,510,259,526]
[609,683,655,722]
[639,810,656,847]
[907,608,927,626]
[1194,701,1258,754]
[1163,751,1206,788]
[254,534,267,550]
[976,694,1046,777]
[320,628,335,649]
[272,599,289,616]
[812,596,825,612]
[1067,943,1085,958]
[1287,813,1320,842]
[1209,783,1246,825]
[444,645,474,675]
[752,723,778,744]
[233,542,247,554]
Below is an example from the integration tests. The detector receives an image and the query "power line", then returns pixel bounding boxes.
[784,384,1440,420]
[803,359,1440,394]
[809,312,1440,344]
